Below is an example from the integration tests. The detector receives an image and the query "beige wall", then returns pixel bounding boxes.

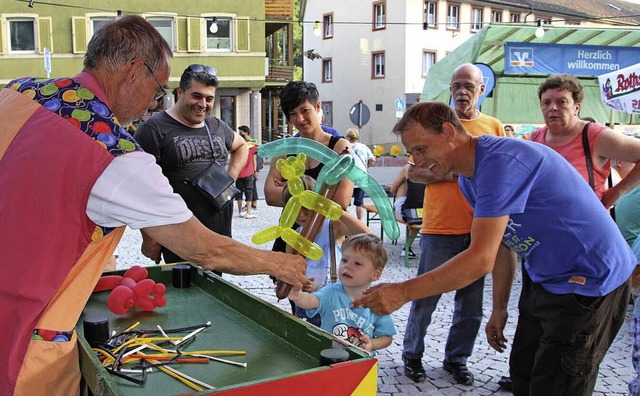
[303,0,589,147]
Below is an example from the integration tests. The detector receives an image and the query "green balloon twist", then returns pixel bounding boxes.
[258,137,400,240]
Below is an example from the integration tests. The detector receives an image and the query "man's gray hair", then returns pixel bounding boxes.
[84,15,172,74]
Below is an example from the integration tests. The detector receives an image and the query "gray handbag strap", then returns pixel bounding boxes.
[203,121,215,157]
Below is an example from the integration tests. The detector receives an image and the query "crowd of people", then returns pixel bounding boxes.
[2,14,640,396]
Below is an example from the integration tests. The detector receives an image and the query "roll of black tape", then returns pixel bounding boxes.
[319,348,349,366]
[83,316,110,347]
[172,264,191,288]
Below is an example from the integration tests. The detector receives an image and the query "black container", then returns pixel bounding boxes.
[172,264,192,288]
[83,315,110,347]
[319,348,349,366]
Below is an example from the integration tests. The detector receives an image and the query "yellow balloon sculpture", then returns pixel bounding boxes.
[390,144,402,157]
[253,137,401,299]
[373,145,384,157]
[251,153,343,261]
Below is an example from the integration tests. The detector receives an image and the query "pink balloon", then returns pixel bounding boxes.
[107,286,134,315]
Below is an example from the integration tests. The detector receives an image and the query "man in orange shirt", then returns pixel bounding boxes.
[402,63,515,385]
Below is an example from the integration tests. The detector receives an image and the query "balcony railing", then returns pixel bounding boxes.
[265,0,293,20]
[267,64,293,81]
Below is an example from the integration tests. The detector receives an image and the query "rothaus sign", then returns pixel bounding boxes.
[598,63,640,114]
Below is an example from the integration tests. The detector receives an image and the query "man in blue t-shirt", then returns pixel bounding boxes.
[353,101,636,396]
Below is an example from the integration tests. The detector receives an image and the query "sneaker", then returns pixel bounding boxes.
[251,206,258,212]
[443,360,474,385]
[245,213,257,219]
[400,248,417,259]
[239,211,247,218]
[498,375,512,391]
[402,353,426,383]
[242,205,248,211]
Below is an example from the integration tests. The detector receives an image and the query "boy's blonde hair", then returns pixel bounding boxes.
[282,174,316,203]
[342,233,388,270]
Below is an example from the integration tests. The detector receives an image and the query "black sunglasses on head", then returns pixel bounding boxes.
[185,64,217,77]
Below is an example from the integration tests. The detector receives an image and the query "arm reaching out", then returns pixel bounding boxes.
[142,216,308,289]
[288,287,319,310]
[352,216,509,314]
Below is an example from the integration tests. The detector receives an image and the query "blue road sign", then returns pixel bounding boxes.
[349,101,371,128]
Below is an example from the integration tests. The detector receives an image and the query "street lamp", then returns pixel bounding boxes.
[313,21,321,37]
[209,17,219,34]
[535,19,545,38]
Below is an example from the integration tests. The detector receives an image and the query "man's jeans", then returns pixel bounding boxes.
[403,233,484,364]
[511,269,629,396]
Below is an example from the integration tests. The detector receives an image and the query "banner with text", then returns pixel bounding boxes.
[504,42,640,77]
[598,63,640,114]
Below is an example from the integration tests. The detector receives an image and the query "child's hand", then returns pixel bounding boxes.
[358,334,373,352]
[302,277,314,293]
[287,287,301,301]
[287,278,313,300]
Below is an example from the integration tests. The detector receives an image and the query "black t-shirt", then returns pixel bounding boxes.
[136,112,234,180]
[135,112,235,261]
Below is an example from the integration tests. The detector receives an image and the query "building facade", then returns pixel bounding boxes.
[301,0,640,148]
[0,0,295,142]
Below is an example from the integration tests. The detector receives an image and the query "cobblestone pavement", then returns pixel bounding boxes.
[115,165,635,395]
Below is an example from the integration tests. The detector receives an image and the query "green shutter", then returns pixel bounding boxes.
[176,16,187,52]
[236,17,249,52]
[187,17,201,53]
[37,16,52,54]
[72,16,87,54]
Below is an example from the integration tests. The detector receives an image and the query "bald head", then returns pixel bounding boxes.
[452,63,482,81]
[450,63,485,120]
